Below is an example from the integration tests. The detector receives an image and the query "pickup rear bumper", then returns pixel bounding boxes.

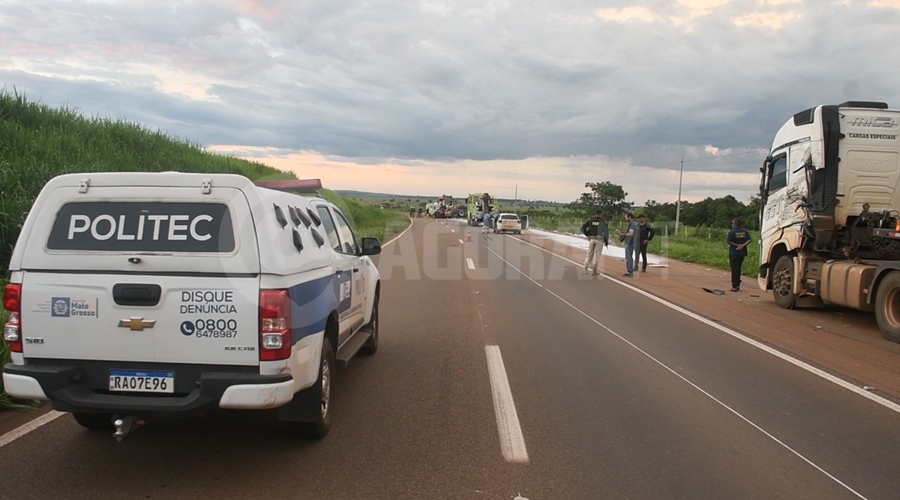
[3,361,294,417]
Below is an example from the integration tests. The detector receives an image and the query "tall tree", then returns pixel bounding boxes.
[570,181,630,217]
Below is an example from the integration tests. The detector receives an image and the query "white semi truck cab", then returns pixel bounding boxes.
[758,101,900,341]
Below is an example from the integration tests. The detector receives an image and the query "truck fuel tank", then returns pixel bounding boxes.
[820,261,876,311]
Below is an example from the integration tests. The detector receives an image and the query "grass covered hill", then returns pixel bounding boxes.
[0,88,294,273]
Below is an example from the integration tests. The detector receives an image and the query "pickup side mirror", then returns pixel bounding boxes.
[359,237,382,256]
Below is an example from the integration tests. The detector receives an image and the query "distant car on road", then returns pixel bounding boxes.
[495,213,522,234]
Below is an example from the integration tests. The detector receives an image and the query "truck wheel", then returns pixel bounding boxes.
[875,272,900,343]
[359,292,379,355]
[772,255,796,309]
[288,340,335,439]
[72,412,114,431]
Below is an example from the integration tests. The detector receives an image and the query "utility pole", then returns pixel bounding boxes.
[675,156,684,236]
[514,185,518,205]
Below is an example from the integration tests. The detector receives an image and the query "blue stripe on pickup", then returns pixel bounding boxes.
[288,274,337,344]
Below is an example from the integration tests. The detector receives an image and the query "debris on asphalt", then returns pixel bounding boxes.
[863,386,877,391]
[702,287,726,295]
[750,294,760,298]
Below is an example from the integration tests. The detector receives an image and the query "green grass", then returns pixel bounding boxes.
[646,230,760,277]
[319,189,410,242]
[0,88,294,275]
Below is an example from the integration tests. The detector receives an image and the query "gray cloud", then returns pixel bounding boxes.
[1,0,899,181]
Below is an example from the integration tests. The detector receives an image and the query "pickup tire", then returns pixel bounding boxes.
[772,255,797,309]
[288,340,335,439]
[875,272,900,343]
[359,292,379,356]
[72,412,114,431]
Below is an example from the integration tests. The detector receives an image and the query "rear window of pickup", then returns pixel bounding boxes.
[47,202,236,253]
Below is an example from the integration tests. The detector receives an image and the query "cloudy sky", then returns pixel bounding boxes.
[2,0,899,204]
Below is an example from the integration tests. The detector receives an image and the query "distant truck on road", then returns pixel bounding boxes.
[467,193,496,226]
[758,101,900,342]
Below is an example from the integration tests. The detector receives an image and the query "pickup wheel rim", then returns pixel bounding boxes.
[884,286,900,328]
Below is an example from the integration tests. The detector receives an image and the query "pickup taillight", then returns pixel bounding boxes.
[259,289,292,361]
[3,283,22,353]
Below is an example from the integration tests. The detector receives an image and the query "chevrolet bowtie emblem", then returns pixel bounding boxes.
[118,317,156,331]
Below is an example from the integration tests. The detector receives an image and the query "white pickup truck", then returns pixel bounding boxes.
[2,172,382,439]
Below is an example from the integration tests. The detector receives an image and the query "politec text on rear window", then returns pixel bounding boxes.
[47,202,236,252]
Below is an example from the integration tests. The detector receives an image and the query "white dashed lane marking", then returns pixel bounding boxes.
[485,345,529,464]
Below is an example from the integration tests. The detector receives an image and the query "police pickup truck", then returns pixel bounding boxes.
[2,172,382,439]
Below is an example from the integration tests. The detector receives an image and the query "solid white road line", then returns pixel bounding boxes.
[383,217,415,247]
[485,345,529,464]
[501,238,869,499]
[0,410,65,449]
[466,257,475,270]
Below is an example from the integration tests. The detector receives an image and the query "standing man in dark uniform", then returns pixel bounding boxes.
[581,209,609,275]
[636,214,655,272]
[726,218,752,292]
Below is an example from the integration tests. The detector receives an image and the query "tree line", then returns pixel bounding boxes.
[568,181,760,230]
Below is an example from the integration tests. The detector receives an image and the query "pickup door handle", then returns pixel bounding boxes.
[113,284,162,307]
[352,268,360,273]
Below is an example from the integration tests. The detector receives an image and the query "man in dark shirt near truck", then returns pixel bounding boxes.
[726,218,752,292]
[636,214,655,272]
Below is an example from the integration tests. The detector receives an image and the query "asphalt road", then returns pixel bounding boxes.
[2,218,900,499]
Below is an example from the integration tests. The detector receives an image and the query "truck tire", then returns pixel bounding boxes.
[772,255,797,309]
[359,292,379,356]
[875,272,900,343]
[288,340,335,439]
[72,412,114,431]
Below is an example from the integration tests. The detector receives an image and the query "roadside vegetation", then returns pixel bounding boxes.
[518,180,762,277]
[0,90,408,411]
[320,189,409,242]
[526,215,760,277]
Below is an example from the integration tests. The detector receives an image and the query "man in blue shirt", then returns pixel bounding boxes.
[726,218,752,292]
[615,212,640,277]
